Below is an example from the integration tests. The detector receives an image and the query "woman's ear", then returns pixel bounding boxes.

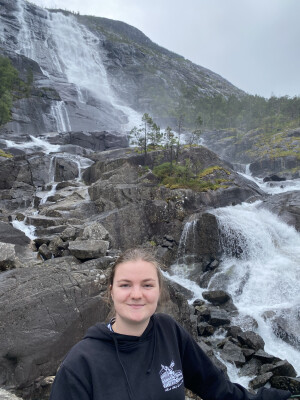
[110,284,113,300]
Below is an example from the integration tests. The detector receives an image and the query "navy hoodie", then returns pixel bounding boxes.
[49,313,291,400]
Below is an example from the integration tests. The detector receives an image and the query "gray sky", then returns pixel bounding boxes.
[28,0,300,98]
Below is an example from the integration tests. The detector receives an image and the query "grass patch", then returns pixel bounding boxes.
[0,149,13,158]
[153,162,231,192]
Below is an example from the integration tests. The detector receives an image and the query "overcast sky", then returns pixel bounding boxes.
[29,0,300,98]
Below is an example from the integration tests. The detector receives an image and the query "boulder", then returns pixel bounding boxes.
[0,221,30,246]
[181,213,222,261]
[54,156,79,182]
[80,222,110,241]
[195,304,211,322]
[68,239,109,260]
[209,309,231,327]
[220,341,246,367]
[197,322,215,337]
[270,376,300,394]
[249,372,273,390]
[38,243,52,260]
[263,175,286,182]
[239,358,262,377]
[0,242,20,270]
[237,331,265,351]
[268,360,297,378]
[202,290,231,305]
[253,349,280,364]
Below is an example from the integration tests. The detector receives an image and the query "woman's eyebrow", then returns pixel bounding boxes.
[116,278,156,282]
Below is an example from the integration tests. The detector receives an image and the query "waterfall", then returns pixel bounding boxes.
[16,0,35,59]
[168,199,300,377]
[12,218,36,240]
[210,201,300,374]
[14,0,141,130]
[50,101,72,133]
[238,164,300,194]
[47,11,141,129]
[4,136,61,154]
[177,219,197,262]
[163,218,207,301]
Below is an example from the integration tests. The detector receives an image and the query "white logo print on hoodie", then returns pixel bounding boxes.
[159,360,183,392]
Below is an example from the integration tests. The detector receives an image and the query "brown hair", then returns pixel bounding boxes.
[106,247,167,318]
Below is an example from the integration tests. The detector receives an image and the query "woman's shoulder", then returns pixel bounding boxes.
[153,313,187,334]
[61,323,112,364]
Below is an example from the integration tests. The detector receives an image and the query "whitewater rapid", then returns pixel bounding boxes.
[166,174,300,381]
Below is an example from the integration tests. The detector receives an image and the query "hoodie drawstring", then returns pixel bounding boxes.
[146,317,156,374]
[112,335,135,400]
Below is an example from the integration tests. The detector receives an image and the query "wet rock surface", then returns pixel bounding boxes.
[258,191,300,231]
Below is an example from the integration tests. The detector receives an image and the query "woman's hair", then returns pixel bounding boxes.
[106,247,167,318]
[108,247,164,288]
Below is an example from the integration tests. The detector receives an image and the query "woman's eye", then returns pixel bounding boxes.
[120,284,130,287]
[144,284,154,288]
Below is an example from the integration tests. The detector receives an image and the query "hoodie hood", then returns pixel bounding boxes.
[83,315,155,351]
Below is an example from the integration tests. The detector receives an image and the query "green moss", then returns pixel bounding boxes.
[0,149,13,158]
[198,166,231,178]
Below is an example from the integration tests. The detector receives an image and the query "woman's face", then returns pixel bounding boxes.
[110,259,160,335]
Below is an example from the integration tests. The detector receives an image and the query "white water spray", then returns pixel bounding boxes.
[48,11,141,130]
[12,218,36,240]
[4,136,61,154]
[239,164,300,194]
[0,388,23,400]
[211,202,300,374]
[50,101,71,132]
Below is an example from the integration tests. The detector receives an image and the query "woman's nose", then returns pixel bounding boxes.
[130,286,142,298]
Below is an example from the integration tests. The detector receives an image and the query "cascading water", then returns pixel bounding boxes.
[168,199,300,382]
[210,201,300,373]
[239,164,300,194]
[47,10,141,130]
[163,218,207,300]
[14,0,141,132]
[4,136,61,155]
[12,218,36,240]
[50,101,71,133]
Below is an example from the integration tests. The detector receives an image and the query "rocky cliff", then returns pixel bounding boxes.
[201,127,300,178]
[0,0,245,136]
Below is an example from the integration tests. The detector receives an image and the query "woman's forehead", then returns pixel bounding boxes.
[114,259,158,277]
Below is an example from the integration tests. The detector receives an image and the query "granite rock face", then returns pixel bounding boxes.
[201,129,300,179]
[258,191,300,231]
[0,0,245,136]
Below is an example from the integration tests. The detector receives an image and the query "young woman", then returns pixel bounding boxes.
[49,248,292,400]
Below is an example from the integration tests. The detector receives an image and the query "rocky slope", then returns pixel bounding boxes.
[201,127,300,178]
[0,130,299,399]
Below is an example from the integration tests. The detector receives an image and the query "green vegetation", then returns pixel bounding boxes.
[0,55,33,126]
[153,162,230,191]
[0,149,13,158]
[131,114,229,192]
[171,92,300,134]
[0,56,18,125]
